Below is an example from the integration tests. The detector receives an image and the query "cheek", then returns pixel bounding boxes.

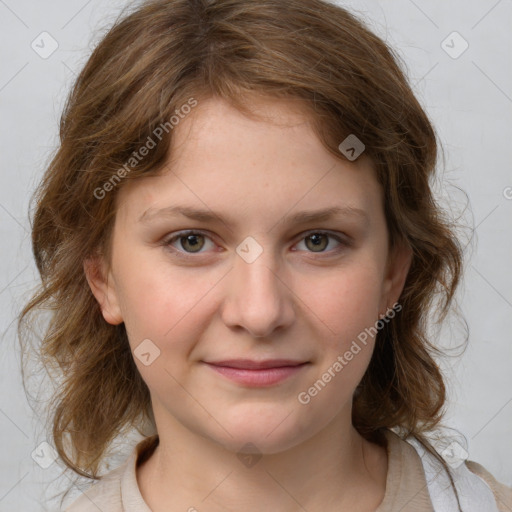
[292,265,384,416]
[297,261,384,344]
[115,248,220,349]
[115,261,221,395]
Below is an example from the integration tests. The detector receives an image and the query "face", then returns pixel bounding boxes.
[86,95,411,454]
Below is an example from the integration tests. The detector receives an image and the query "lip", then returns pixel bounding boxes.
[203,359,310,387]
[206,359,307,370]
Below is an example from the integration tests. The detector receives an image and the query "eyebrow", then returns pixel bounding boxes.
[138,204,369,228]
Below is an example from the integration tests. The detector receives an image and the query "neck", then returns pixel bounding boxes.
[137,406,388,512]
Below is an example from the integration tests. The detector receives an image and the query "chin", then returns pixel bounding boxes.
[208,410,311,455]
[215,431,306,456]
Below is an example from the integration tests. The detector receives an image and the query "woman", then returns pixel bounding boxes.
[18,0,512,510]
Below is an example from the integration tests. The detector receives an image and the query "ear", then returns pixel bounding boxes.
[379,240,413,315]
[83,255,123,325]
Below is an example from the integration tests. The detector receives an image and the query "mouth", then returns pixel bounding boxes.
[203,359,310,387]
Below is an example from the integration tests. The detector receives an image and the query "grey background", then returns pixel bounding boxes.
[0,0,511,509]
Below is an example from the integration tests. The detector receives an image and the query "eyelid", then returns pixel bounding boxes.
[162,229,217,258]
[162,228,351,257]
[291,230,352,254]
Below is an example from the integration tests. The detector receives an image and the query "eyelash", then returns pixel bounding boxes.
[162,229,350,260]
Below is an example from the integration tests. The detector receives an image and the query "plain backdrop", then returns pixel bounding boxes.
[0,0,511,509]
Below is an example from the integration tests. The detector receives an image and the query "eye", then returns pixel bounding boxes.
[163,230,215,255]
[162,229,349,258]
[293,231,348,254]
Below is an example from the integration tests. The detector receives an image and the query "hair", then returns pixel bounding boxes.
[18,0,466,508]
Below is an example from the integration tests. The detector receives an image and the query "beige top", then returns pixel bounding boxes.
[64,430,512,511]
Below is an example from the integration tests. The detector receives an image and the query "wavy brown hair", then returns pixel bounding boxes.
[18,0,465,507]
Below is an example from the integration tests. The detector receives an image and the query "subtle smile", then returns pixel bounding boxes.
[203,359,310,387]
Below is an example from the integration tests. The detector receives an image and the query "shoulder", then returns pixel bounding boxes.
[377,429,435,511]
[63,435,158,512]
[466,460,512,512]
[398,430,512,512]
[63,463,125,512]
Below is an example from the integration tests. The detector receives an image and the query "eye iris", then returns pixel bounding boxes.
[181,234,204,253]
[306,233,328,252]
[176,233,332,254]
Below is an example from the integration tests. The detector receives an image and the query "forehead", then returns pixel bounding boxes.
[115,95,383,227]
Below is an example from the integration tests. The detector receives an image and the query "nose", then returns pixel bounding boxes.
[220,244,296,338]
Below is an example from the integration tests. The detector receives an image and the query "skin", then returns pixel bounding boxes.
[85,94,412,512]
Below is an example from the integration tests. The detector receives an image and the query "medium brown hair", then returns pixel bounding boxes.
[18,0,464,506]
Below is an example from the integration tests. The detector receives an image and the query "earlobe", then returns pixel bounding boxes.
[83,256,123,325]
[380,242,413,314]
